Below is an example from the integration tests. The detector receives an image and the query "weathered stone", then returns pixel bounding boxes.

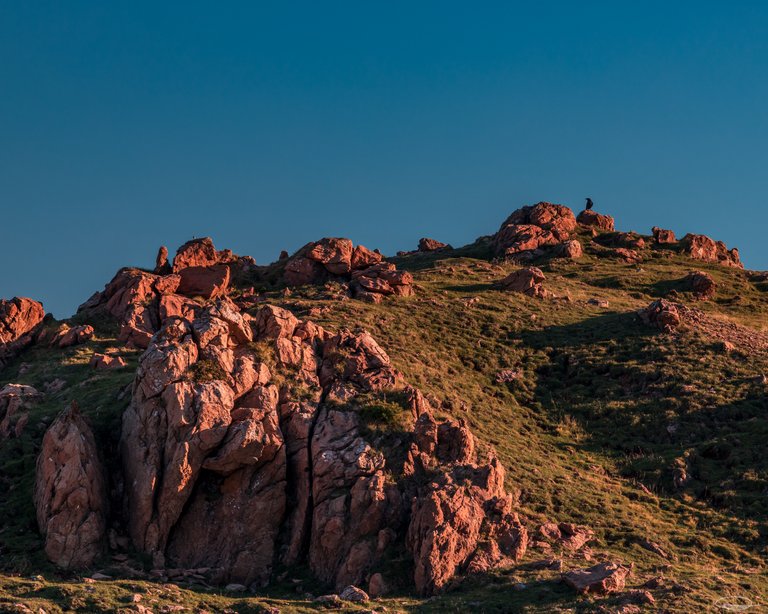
[577,209,614,231]
[563,561,631,595]
[681,234,742,268]
[34,402,108,569]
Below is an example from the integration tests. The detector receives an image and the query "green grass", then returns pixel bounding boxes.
[2,229,768,612]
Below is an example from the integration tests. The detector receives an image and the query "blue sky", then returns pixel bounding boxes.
[2,2,767,317]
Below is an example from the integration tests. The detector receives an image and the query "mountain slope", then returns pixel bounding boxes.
[1,205,766,613]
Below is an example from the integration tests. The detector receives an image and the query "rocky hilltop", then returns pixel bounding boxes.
[0,202,766,613]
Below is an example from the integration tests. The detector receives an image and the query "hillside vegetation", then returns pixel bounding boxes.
[1,207,766,613]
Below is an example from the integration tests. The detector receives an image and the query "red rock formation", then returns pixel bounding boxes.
[351,245,383,270]
[557,240,583,259]
[681,234,742,268]
[177,264,231,299]
[577,209,615,232]
[34,402,108,569]
[154,246,171,274]
[118,298,524,594]
[89,353,127,369]
[652,227,676,244]
[173,238,220,272]
[282,239,413,302]
[494,224,559,258]
[492,202,577,258]
[54,324,95,348]
[0,297,45,345]
[418,238,451,252]
[351,263,414,302]
[686,271,716,300]
[0,297,45,366]
[498,267,550,299]
[638,299,681,332]
[563,561,631,595]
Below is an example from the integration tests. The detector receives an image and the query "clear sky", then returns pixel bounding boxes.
[2,2,767,317]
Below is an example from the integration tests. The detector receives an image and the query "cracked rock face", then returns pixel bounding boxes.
[34,402,108,569]
[0,297,45,367]
[118,297,525,594]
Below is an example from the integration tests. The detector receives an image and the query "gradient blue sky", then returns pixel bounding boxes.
[2,2,767,317]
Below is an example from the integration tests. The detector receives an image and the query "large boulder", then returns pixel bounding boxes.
[34,402,108,569]
[118,298,525,594]
[0,297,45,366]
[638,299,681,332]
[418,238,451,252]
[498,267,550,299]
[685,271,717,300]
[173,238,220,272]
[563,561,631,595]
[652,227,676,244]
[0,297,45,345]
[577,209,615,231]
[177,264,231,299]
[492,203,576,257]
[680,234,742,268]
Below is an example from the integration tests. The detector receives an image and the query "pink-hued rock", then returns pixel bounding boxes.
[351,245,383,270]
[306,238,354,275]
[563,561,631,595]
[638,299,681,332]
[681,234,742,268]
[115,297,526,594]
[557,240,583,259]
[686,271,717,300]
[494,224,560,257]
[498,267,550,299]
[0,297,45,345]
[577,209,615,231]
[282,238,412,302]
[0,297,45,366]
[155,246,171,274]
[56,324,95,348]
[89,353,127,369]
[173,237,220,272]
[418,238,451,252]
[652,227,676,244]
[177,264,231,299]
[34,402,108,569]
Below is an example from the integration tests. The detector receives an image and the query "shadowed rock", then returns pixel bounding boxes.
[34,402,108,569]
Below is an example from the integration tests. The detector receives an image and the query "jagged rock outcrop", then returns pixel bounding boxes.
[118,297,523,594]
[686,271,717,300]
[418,238,451,252]
[34,402,108,569]
[577,209,615,232]
[681,234,742,268]
[652,227,676,244]
[78,238,246,348]
[498,267,550,299]
[282,238,412,302]
[0,297,45,367]
[155,246,171,275]
[493,202,575,257]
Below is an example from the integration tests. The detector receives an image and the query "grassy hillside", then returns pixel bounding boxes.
[1,227,767,612]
